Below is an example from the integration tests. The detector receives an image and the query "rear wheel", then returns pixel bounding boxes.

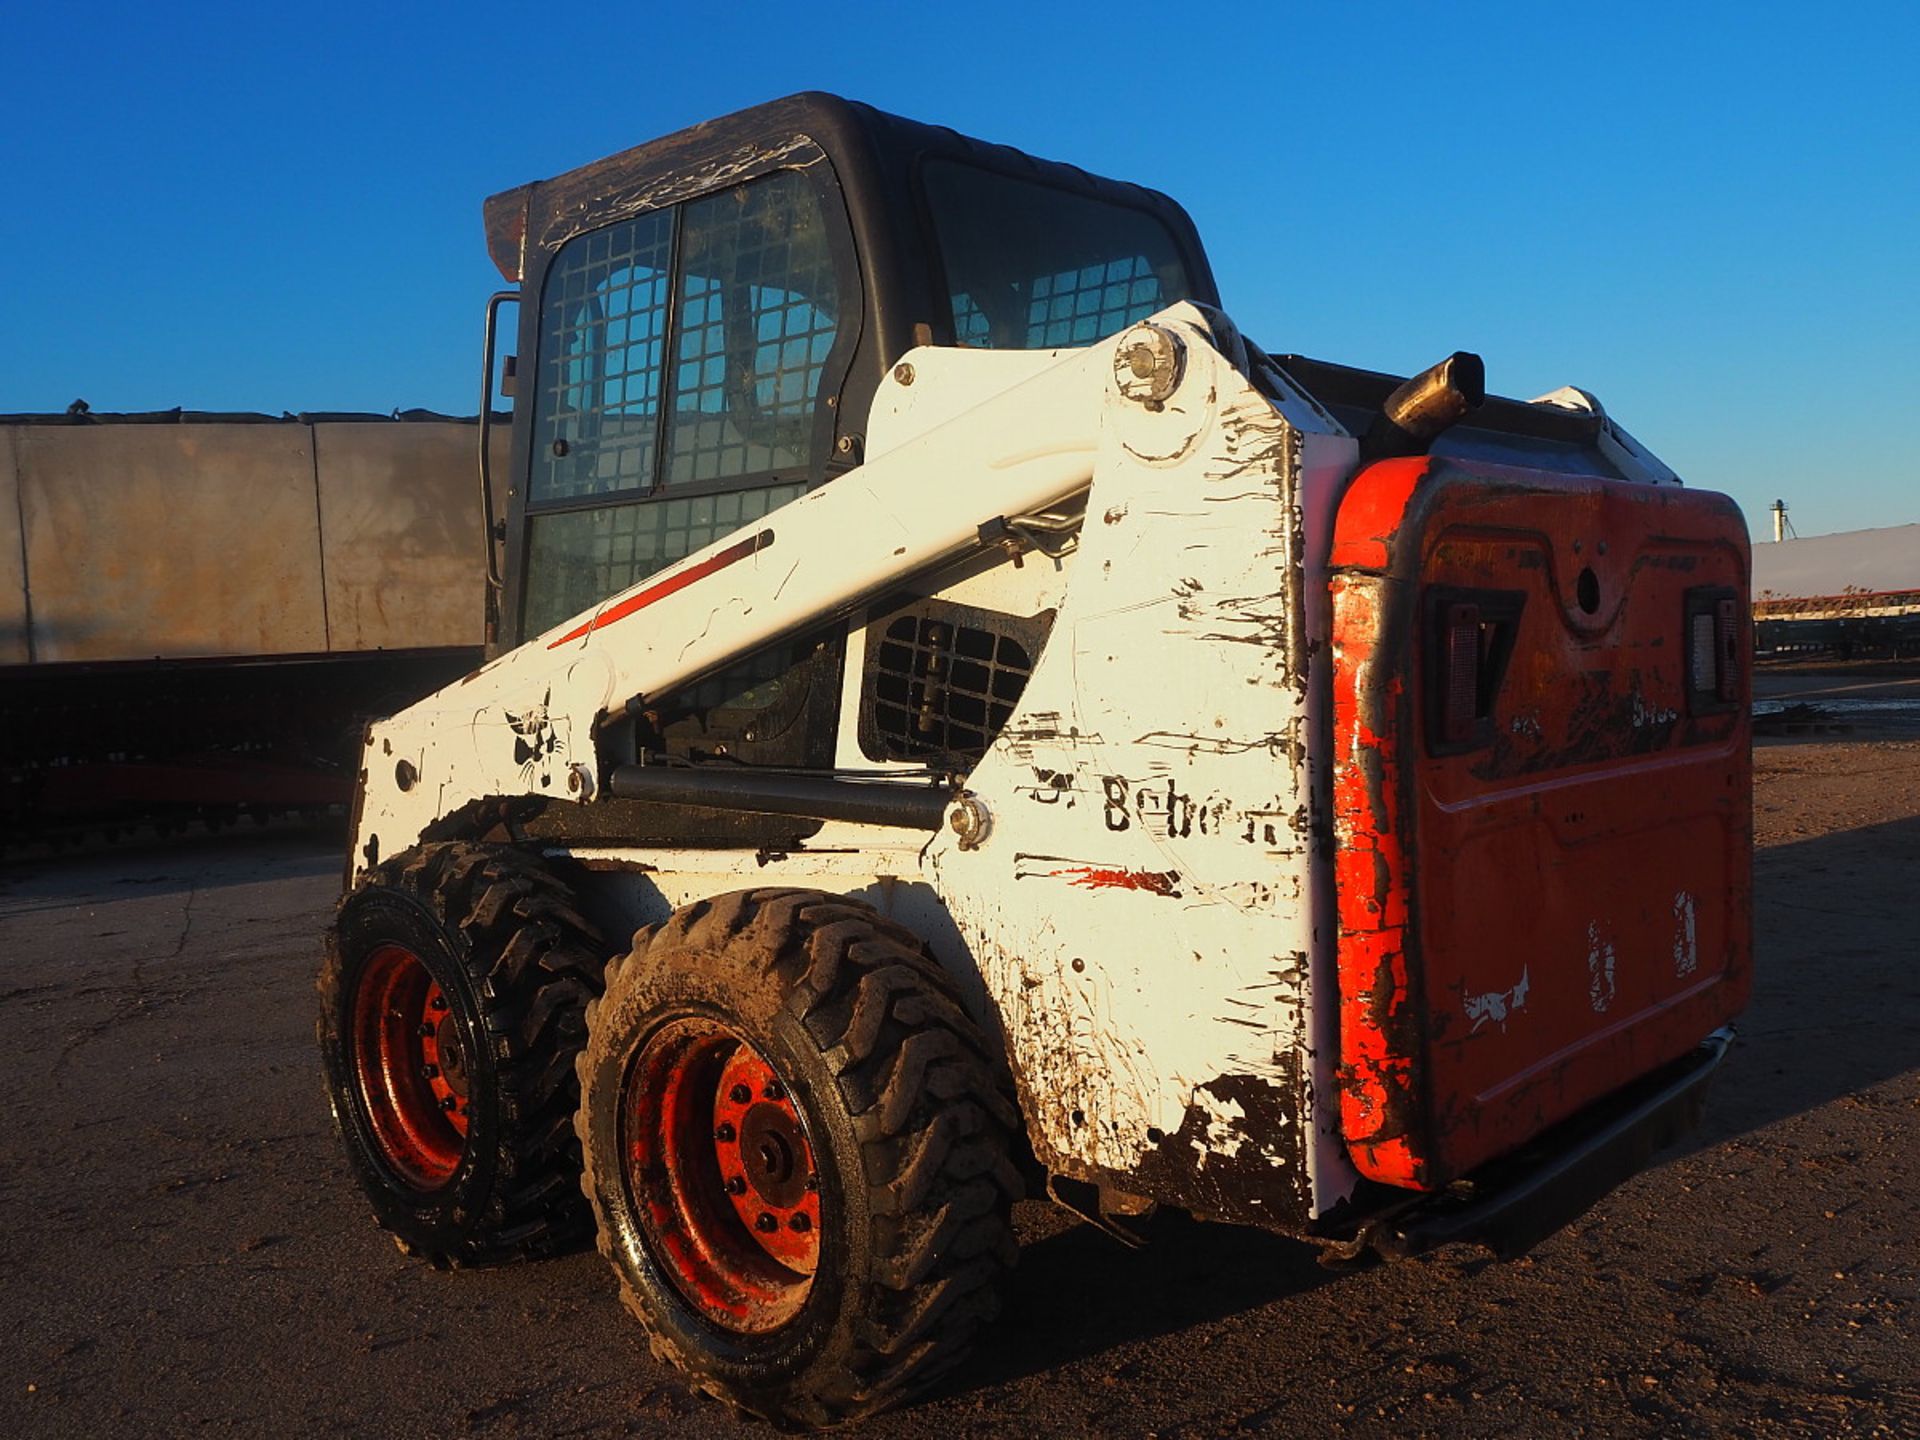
[577,889,1021,1427]
[320,843,605,1264]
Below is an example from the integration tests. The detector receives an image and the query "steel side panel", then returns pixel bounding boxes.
[1329,562,1422,1186]
[926,339,1344,1227]
[1331,458,1752,1189]
[16,425,328,662]
[0,430,27,664]
[316,424,504,652]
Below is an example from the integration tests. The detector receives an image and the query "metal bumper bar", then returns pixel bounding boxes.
[1373,1028,1734,1261]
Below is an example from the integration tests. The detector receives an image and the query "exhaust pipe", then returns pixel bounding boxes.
[1359,351,1486,463]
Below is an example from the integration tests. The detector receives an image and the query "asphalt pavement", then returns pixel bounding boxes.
[1,737,1915,1438]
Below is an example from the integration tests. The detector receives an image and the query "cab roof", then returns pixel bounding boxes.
[481,91,1216,301]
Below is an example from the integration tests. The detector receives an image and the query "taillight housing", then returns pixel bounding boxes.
[1424,588,1523,752]
[1685,587,1744,711]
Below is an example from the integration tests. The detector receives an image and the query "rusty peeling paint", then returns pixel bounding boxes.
[1330,567,1431,1190]
[1329,457,1753,1191]
[1125,1064,1311,1227]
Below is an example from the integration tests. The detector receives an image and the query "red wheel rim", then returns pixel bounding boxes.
[621,1018,821,1334]
[351,943,470,1189]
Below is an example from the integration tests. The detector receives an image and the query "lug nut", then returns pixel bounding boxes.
[715,1122,736,1143]
[416,1022,435,1038]
[440,1097,458,1112]
[729,1084,752,1104]
[789,1213,811,1233]
[725,1176,747,1196]
[420,1063,439,1079]
[755,1213,778,1233]
[430,996,448,1012]
[764,1080,784,1100]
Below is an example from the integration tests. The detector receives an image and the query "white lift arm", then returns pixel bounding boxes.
[349,310,1232,879]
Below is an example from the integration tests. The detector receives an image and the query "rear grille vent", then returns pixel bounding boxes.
[1684,586,1743,711]
[1422,586,1524,753]
[859,601,1054,766]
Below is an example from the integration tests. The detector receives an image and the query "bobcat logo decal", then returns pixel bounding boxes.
[505,689,567,789]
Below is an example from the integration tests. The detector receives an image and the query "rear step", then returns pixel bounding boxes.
[1372,1028,1731,1259]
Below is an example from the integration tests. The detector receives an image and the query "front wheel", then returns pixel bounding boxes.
[577,889,1021,1427]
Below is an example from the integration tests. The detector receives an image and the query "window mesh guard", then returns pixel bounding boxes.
[532,209,675,503]
[859,602,1054,765]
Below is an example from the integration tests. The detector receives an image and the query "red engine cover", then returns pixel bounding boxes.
[1330,456,1752,1191]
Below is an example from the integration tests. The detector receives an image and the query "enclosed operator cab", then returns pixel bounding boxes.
[479,92,1216,773]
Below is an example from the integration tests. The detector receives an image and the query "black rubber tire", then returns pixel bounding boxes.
[577,888,1022,1427]
[320,842,606,1265]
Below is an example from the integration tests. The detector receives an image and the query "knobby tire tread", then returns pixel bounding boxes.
[321,841,606,1267]
[578,887,1020,1427]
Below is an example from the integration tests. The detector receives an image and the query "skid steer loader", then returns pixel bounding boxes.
[319,93,1751,1426]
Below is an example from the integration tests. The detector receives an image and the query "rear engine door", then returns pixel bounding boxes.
[1328,457,1751,1190]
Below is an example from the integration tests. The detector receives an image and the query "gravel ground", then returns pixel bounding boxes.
[1,733,1915,1439]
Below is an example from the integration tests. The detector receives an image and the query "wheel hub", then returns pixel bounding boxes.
[621,1018,821,1334]
[741,1105,802,1202]
[351,944,469,1189]
[436,1014,470,1099]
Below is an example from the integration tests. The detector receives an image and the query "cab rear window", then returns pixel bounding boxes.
[922,160,1193,350]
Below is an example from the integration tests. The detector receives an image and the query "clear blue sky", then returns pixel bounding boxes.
[4,2,1915,539]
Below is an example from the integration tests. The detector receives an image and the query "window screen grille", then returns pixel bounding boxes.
[522,482,804,639]
[1026,255,1164,347]
[923,160,1192,352]
[951,292,992,346]
[858,601,1054,765]
[665,174,840,486]
[532,209,675,504]
[521,167,843,641]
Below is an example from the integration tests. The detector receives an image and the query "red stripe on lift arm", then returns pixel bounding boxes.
[545,529,775,650]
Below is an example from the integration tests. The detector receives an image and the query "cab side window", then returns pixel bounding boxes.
[666,181,842,485]
[522,170,842,639]
[923,160,1194,351]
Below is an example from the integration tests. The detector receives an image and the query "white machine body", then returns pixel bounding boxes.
[349,304,1676,1228]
